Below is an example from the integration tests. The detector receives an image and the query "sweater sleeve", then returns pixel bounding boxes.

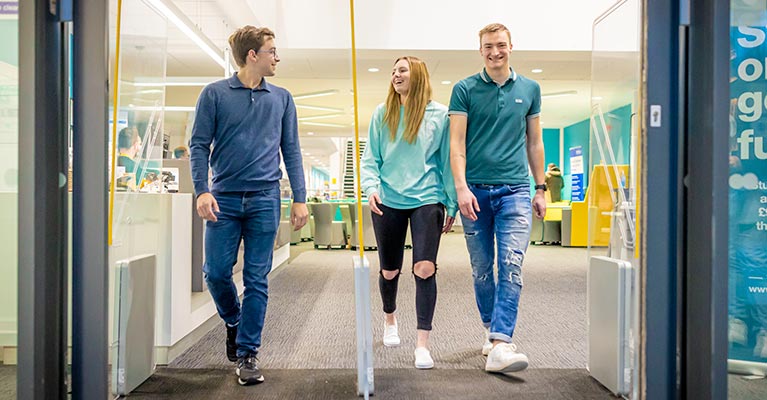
[360,106,383,198]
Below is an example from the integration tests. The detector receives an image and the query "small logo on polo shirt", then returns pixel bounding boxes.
[515,99,523,103]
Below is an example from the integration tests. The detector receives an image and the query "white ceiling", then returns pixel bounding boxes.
[117,0,641,159]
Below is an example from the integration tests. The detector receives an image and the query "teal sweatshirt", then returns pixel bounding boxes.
[361,101,458,217]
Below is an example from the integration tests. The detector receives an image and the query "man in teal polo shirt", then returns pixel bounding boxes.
[449,23,547,374]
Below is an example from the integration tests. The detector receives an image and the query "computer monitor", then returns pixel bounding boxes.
[161,159,194,194]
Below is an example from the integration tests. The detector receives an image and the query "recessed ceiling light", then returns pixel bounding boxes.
[307,132,315,136]
[368,68,380,72]
[592,96,603,100]
[541,90,577,99]
[531,68,543,73]
[441,80,451,85]
[305,152,311,156]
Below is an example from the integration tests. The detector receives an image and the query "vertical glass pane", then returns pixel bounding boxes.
[590,0,641,397]
[0,0,18,397]
[728,3,767,398]
[108,0,168,395]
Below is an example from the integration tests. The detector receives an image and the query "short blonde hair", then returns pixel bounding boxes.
[228,25,275,68]
[478,23,511,45]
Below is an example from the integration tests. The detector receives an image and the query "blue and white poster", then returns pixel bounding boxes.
[569,146,584,202]
[728,26,767,364]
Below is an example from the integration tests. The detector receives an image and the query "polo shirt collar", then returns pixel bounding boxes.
[228,72,272,92]
[479,67,517,85]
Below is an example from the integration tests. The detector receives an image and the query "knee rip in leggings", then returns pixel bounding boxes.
[380,269,401,280]
[412,261,437,280]
[502,249,525,287]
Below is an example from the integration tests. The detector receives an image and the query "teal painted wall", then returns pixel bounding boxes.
[542,128,560,168]
[0,21,18,67]
[560,104,633,200]
[591,104,632,168]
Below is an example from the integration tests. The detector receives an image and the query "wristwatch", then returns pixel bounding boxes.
[534,184,547,192]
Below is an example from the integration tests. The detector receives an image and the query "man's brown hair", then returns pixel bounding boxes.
[228,25,275,68]
[478,23,511,45]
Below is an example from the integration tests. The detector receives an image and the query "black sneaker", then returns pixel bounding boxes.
[236,355,264,385]
[226,324,238,362]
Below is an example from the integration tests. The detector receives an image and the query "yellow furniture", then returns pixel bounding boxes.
[565,164,628,247]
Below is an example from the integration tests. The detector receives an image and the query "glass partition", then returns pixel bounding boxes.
[0,1,17,396]
[108,0,168,395]
[728,3,767,397]
[590,0,641,397]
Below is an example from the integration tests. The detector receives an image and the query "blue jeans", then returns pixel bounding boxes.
[462,183,532,343]
[203,184,281,357]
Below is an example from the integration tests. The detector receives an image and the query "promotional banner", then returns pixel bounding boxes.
[569,146,585,201]
[728,26,767,364]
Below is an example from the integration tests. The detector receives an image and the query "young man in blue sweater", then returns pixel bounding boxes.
[189,25,308,386]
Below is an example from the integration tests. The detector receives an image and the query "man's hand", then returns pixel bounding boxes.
[457,186,480,221]
[368,193,384,216]
[196,192,219,222]
[532,191,547,219]
[291,202,309,230]
[442,216,456,233]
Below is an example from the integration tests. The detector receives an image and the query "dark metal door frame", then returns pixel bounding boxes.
[17,1,69,398]
[71,0,109,399]
[683,0,730,398]
[18,0,109,398]
[643,0,683,398]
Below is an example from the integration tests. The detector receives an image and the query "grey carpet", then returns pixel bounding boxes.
[729,374,767,399]
[131,367,612,400]
[171,233,588,370]
[0,365,15,399]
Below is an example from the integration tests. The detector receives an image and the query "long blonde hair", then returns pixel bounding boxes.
[383,56,432,144]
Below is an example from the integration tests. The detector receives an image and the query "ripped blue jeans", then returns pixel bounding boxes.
[462,183,532,343]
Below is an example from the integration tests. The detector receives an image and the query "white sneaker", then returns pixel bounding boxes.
[414,347,434,369]
[729,318,748,346]
[482,327,493,356]
[485,343,529,373]
[383,321,400,347]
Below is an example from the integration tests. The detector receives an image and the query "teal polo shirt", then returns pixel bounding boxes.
[448,67,541,185]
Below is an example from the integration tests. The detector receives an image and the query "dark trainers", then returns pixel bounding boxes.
[226,324,238,362]
[236,355,264,385]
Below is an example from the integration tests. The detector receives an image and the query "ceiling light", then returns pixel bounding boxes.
[300,122,346,128]
[368,68,380,72]
[293,90,339,100]
[127,105,196,112]
[296,104,343,112]
[592,96,603,101]
[541,90,577,99]
[133,77,214,87]
[307,132,315,136]
[298,113,343,121]
[143,0,234,71]
[441,80,451,85]
[305,152,311,156]
[531,68,543,73]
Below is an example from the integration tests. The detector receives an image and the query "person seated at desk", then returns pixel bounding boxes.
[545,163,564,202]
[117,126,158,188]
[173,145,190,159]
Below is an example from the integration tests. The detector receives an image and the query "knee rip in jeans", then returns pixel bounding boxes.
[472,270,492,282]
[464,231,478,237]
